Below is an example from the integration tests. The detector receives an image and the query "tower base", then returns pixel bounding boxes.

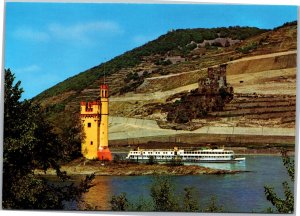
[97,147,112,161]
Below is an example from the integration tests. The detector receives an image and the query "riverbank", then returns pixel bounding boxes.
[34,159,244,176]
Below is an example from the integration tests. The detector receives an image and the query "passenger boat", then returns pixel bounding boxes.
[126,147,245,163]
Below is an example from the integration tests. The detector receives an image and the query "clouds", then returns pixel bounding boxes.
[15,64,41,73]
[48,21,123,43]
[13,28,50,42]
[13,20,123,45]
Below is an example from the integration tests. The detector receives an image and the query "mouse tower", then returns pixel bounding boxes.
[80,84,112,161]
[97,84,112,161]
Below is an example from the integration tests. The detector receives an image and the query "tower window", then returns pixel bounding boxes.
[90,141,93,145]
[88,123,91,127]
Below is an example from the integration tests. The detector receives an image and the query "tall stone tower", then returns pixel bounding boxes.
[80,84,112,161]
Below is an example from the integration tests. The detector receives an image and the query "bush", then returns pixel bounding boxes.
[175,112,189,124]
[264,149,294,213]
[150,176,180,211]
[146,156,157,165]
[166,158,183,166]
[113,154,123,163]
[236,42,258,54]
[110,193,129,211]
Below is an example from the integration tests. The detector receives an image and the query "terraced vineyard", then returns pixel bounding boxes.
[211,93,296,126]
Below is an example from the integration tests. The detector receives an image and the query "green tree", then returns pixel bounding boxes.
[132,196,153,211]
[49,110,84,162]
[3,69,94,209]
[110,193,130,211]
[264,149,294,213]
[183,187,200,212]
[204,195,223,212]
[150,176,180,211]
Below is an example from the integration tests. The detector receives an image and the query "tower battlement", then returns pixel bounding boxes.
[80,101,101,114]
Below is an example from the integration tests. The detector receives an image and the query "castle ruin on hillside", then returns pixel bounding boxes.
[198,64,232,94]
[197,64,234,111]
[166,64,234,124]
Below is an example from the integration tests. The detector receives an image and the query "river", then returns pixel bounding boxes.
[76,155,293,213]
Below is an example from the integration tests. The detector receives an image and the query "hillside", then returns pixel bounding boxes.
[33,21,297,146]
[34,26,268,104]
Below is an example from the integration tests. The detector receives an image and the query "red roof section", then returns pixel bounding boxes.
[80,101,100,106]
[100,84,109,89]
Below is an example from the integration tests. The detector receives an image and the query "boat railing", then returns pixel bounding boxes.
[129,148,177,152]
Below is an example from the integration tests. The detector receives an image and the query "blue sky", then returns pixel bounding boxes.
[4,3,298,99]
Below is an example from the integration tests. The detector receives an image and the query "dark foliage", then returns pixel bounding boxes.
[3,69,94,209]
[146,156,157,165]
[110,193,129,211]
[183,187,200,212]
[150,176,180,211]
[236,42,258,54]
[273,20,297,30]
[47,109,84,162]
[264,149,294,213]
[166,158,184,166]
[204,195,224,212]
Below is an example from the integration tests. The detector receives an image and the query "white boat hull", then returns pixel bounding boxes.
[126,148,246,164]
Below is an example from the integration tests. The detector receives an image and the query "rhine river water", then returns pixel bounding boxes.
[73,155,293,213]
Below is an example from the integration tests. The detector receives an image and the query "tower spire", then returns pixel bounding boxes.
[104,65,106,84]
[103,59,106,85]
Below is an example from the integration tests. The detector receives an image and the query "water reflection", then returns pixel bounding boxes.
[82,177,113,210]
[196,160,246,171]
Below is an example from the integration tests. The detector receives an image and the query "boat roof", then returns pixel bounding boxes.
[129,148,233,152]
